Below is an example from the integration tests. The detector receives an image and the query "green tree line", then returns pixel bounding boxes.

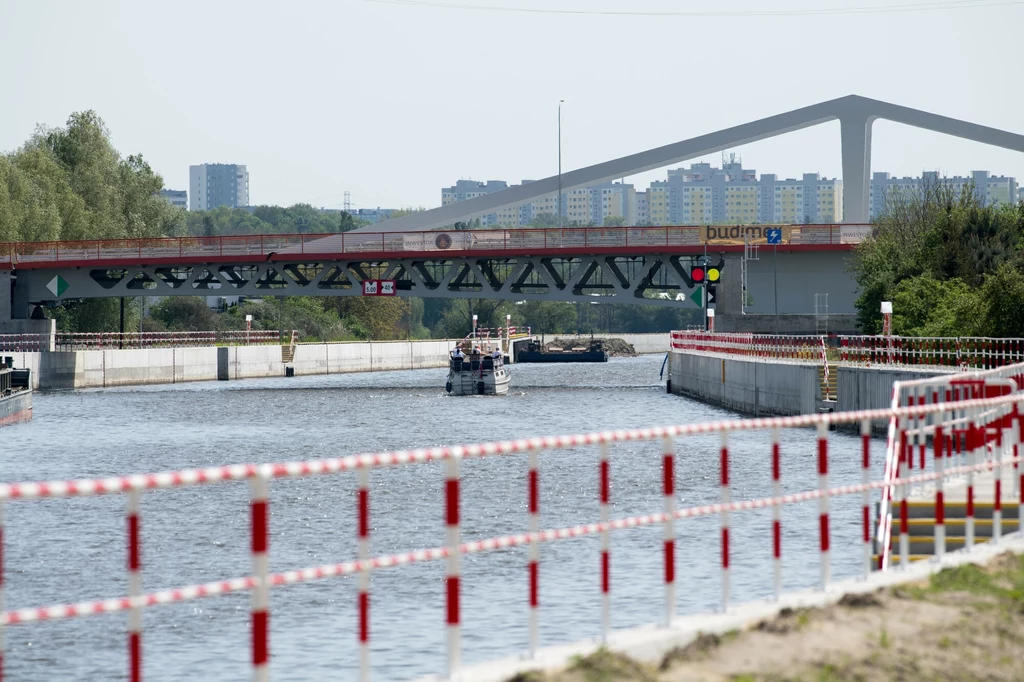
[2,110,701,338]
[853,180,1024,337]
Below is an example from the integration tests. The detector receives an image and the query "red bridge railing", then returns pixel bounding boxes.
[1,386,1021,680]
[0,224,869,267]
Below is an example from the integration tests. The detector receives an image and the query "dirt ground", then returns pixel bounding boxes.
[508,552,1024,682]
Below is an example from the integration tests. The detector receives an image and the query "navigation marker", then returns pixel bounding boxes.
[689,286,703,307]
[46,274,69,298]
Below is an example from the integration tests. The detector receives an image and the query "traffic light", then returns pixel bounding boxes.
[707,266,721,283]
[690,265,706,284]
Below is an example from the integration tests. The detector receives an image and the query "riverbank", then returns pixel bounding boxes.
[3,333,670,390]
[507,548,1024,682]
[5,339,459,390]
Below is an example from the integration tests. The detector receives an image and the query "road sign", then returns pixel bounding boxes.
[362,279,396,296]
[766,228,782,245]
[707,285,717,306]
[689,286,703,307]
[46,275,69,298]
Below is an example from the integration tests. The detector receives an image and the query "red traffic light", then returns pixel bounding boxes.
[690,267,705,283]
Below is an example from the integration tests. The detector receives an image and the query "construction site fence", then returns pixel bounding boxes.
[671,331,1024,370]
[1,382,1022,681]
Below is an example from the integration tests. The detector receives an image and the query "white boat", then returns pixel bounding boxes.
[445,349,510,396]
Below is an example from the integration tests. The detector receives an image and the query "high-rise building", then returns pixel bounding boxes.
[635,191,649,226]
[159,189,188,210]
[869,170,1018,218]
[189,164,249,211]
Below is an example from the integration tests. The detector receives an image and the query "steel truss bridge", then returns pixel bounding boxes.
[2,224,857,311]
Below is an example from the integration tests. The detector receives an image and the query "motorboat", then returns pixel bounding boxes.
[446,347,510,396]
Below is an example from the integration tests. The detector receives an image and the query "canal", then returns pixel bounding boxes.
[1,356,878,680]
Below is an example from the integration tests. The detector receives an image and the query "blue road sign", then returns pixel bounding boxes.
[765,228,782,245]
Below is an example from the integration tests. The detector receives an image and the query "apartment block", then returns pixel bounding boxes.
[159,189,188,210]
[869,170,1018,218]
[189,164,249,211]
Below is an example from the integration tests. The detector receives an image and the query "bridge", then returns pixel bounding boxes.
[0,224,865,336]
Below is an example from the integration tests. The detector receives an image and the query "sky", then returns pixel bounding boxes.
[1,0,1023,212]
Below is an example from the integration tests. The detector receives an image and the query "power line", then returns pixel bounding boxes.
[362,0,1024,17]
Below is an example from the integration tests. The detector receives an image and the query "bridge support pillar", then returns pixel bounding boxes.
[0,270,11,323]
[0,270,57,344]
[839,110,877,225]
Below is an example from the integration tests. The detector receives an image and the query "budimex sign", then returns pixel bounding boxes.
[700,225,793,245]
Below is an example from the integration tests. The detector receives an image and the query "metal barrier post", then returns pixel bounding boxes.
[897,415,909,568]
[527,449,539,658]
[860,419,871,577]
[445,456,461,678]
[662,435,675,627]
[966,413,977,550]
[127,488,142,682]
[771,426,782,599]
[817,422,830,589]
[935,416,946,560]
[994,418,1004,545]
[250,468,270,682]
[599,442,610,643]
[720,431,730,611]
[357,467,370,682]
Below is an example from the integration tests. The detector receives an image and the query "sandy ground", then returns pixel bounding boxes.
[509,552,1024,682]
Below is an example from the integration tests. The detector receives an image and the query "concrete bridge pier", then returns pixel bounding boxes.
[1,271,56,344]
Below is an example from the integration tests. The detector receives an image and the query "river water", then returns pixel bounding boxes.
[0,356,882,680]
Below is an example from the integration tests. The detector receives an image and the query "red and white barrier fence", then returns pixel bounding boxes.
[672,331,1024,371]
[1,386,1023,680]
[875,362,1024,570]
[0,330,294,352]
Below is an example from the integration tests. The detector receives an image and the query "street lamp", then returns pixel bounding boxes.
[558,100,564,230]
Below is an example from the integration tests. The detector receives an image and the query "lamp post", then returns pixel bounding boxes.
[558,99,564,230]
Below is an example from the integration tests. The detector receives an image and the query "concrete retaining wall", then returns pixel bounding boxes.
[9,339,458,390]
[668,352,822,417]
[836,365,952,413]
[669,351,954,418]
[291,340,453,375]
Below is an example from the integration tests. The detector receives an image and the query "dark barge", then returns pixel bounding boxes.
[516,339,609,363]
[0,357,32,426]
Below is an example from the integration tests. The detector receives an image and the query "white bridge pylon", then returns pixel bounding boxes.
[352,94,1024,233]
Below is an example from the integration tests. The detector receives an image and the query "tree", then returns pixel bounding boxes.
[602,215,626,227]
[852,175,1024,335]
[151,297,220,331]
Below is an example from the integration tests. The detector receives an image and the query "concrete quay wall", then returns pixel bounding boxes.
[5,339,458,390]
[669,352,951,417]
[668,351,822,417]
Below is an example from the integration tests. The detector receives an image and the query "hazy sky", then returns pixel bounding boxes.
[2,0,1023,211]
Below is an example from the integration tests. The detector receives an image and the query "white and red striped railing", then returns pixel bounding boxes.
[1,387,1023,680]
[840,336,1024,369]
[672,331,1024,371]
[0,330,294,352]
[876,364,1024,571]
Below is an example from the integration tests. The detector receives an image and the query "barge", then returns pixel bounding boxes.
[516,338,609,363]
[0,357,32,426]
